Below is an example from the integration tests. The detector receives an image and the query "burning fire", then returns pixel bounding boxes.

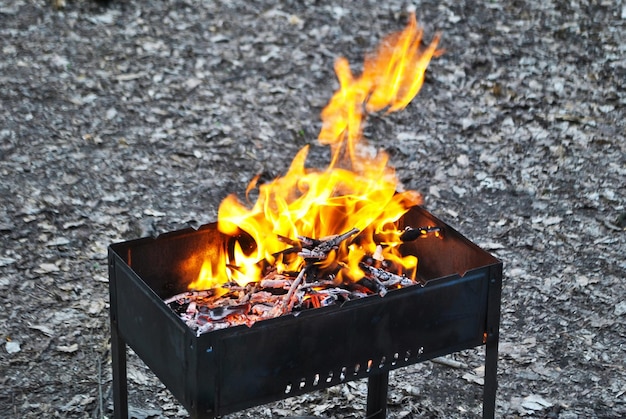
[188,13,441,290]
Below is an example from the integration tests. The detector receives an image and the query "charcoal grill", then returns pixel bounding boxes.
[108,205,502,418]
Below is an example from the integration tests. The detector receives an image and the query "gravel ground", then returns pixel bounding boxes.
[1,0,625,418]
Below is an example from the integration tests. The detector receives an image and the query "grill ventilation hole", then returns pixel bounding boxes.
[285,348,423,395]
[378,356,386,369]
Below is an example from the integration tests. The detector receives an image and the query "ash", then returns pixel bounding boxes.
[166,227,425,336]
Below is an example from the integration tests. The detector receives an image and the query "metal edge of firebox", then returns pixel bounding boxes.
[401,207,501,280]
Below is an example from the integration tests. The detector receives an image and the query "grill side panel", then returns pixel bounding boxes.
[209,268,491,416]
[109,250,208,414]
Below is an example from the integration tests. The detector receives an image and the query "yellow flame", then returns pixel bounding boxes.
[319,12,441,167]
[190,13,440,289]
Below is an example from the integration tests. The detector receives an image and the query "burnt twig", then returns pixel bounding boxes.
[164,290,214,305]
[208,303,251,321]
[298,227,360,259]
[259,278,292,289]
[400,226,442,241]
[359,263,415,287]
[281,266,310,313]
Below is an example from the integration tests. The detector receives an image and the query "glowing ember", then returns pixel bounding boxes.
[187,13,441,291]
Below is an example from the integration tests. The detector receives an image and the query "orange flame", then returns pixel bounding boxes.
[188,13,440,290]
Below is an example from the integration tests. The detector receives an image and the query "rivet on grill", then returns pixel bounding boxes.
[285,383,292,394]
[340,367,347,381]
[299,378,306,389]
[367,359,373,373]
[379,356,386,369]
[354,363,360,375]
[392,352,399,365]
[404,350,411,361]
[326,371,333,383]
[313,374,319,386]
[418,346,424,356]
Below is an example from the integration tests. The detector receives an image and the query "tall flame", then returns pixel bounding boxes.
[188,13,440,290]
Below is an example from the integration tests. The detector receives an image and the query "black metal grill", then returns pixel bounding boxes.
[108,206,502,418]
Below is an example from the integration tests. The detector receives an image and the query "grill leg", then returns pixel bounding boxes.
[482,335,498,419]
[366,371,388,419]
[111,319,128,419]
[483,266,502,419]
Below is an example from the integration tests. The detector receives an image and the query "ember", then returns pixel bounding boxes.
[168,13,443,330]
[166,225,440,336]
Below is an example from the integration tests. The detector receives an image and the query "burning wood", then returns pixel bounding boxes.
[280,264,310,313]
[167,225,436,336]
[167,13,444,336]
[297,228,360,260]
